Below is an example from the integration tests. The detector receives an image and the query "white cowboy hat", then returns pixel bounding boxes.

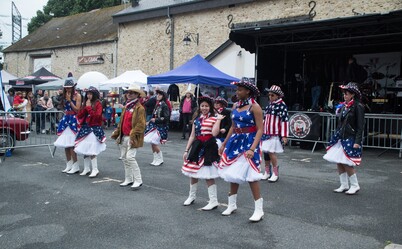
[122,83,145,97]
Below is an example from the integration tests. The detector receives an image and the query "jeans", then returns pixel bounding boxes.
[181,113,192,137]
[311,86,321,111]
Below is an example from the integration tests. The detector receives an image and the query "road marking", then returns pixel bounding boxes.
[22,162,49,167]
[291,158,312,162]
[92,177,122,184]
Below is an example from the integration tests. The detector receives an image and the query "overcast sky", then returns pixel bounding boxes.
[0,0,48,47]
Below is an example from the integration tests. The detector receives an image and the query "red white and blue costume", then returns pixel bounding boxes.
[54,97,79,148]
[182,114,220,179]
[323,100,363,166]
[218,99,263,184]
[144,101,169,145]
[74,100,106,156]
[261,98,289,153]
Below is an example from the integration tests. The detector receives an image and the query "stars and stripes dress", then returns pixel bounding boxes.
[74,101,106,156]
[261,99,289,153]
[54,100,79,148]
[323,103,362,166]
[218,104,263,184]
[144,101,169,145]
[182,114,220,179]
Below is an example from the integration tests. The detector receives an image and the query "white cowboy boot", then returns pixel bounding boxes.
[62,160,73,173]
[261,165,271,180]
[131,159,143,190]
[153,151,164,166]
[120,162,133,187]
[333,172,349,193]
[67,161,80,174]
[268,166,279,182]
[150,152,157,165]
[201,184,219,211]
[183,183,197,206]
[222,194,237,216]
[80,157,91,176]
[89,157,99,178]
[249,198,264,222]
[345,174,360,195]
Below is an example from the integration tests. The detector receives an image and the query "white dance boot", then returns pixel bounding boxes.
[67,161,80,174]
[62,160,73,173]
[120,162,134,187]
[183,183,197,206]
[268,166,279,182]
[201,184,219,211]
[345,174,360,195]
[222,194,237,216]
[89,157,99,178]
[80,158,91,176]
[249,198,264,222]
[150,152,157,166]
[261,165,271,180]
[153,151,164,166]
[333,172,349,193]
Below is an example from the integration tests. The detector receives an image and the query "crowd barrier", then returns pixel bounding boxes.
[287,111,402,157]
[1,110,63,160]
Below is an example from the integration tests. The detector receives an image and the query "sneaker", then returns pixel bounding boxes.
[41,129,46,134]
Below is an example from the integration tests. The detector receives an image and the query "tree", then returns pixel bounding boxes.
[28,0,122,34]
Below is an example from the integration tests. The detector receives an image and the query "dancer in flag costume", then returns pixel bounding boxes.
[144,89,170,166]
[218,77,265,222]
[74,86,106,178]
[54,78,82,174]
[182,96,224,211]
[323,82,365,195]
[260,85,289,182]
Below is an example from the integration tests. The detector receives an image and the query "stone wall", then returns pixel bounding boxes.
[117,0,402,76]
[4,42,116,79]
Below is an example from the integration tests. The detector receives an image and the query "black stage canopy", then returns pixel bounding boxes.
[229,10,402,53]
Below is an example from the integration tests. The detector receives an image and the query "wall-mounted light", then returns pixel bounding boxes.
[97,53,113,63]
[183,31,199,46]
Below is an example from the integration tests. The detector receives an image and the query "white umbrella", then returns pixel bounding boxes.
[100,70,147,88]
[77,71,109,90]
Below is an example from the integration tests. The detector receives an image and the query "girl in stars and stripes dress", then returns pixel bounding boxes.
[144,89,170,166]
[74,87,106,178]
[218,78,265,222]
[260,85,289,182]
[54,78,82,174]
[182,96,224,211]
[323,82,365,195]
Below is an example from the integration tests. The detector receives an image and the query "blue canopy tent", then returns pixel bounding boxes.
[147,54,239,87]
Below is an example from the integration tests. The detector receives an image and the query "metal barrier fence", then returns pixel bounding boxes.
[1,110,63,160]
[287,111,402,157]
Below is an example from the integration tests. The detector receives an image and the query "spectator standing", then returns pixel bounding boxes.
[37,91,54,134]
[7,88,15,107]
[111,84,146,190]
[104,102,113,129]
[180,91,197,139]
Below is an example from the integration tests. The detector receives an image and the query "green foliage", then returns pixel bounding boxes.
[28,0,122,34]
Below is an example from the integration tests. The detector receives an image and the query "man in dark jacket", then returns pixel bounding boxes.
[144,90,156,122]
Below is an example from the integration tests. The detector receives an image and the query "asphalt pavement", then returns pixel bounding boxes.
[1,129,401,249]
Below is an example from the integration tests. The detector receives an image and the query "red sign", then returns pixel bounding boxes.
[77,55,103,65]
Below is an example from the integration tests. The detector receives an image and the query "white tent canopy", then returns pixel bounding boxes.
[77,71,109,90]
[100,70,148,88]
[1,70,18,84]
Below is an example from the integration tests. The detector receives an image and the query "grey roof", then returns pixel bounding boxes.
[113,0,254,23]
[4,5,125,53]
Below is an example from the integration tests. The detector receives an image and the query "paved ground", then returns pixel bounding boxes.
[0,129,401,249]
